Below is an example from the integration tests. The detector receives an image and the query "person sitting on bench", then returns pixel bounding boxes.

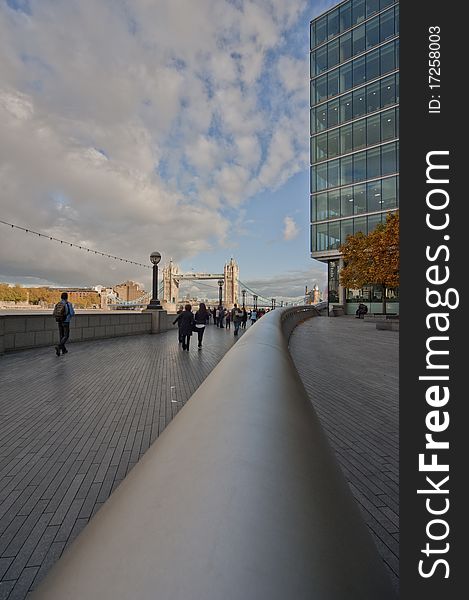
[355,303,368,318]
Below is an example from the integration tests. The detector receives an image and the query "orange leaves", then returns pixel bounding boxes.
[339,212,400,290]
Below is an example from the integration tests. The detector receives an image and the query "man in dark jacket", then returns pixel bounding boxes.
[173,304,195,350]
[54,292,75,356]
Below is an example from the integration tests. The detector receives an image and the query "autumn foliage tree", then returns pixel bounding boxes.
[339,212,399,314]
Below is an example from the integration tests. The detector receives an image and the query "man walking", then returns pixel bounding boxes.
[232,303,243,336]
[54,292,75,356]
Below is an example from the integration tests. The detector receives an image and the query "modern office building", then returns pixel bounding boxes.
[310,0,399,313]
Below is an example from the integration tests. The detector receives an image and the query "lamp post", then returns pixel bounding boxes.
[253,295,258,310]
[241,289,246,308]
[147,251,162,309]
[218,279,224,306]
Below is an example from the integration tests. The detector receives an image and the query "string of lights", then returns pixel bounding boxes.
[1,220,304,303]
[0,219,152,270]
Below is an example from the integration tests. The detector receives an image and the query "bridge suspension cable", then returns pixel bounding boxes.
[238,280,272,304]
[0,219,152,269]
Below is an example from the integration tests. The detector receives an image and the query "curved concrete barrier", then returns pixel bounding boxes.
[32,307,397,600]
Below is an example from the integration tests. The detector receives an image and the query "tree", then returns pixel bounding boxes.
[339,212,399,314]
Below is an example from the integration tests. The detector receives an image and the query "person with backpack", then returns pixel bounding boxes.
[232,303,243,336]
[53,292,75,356]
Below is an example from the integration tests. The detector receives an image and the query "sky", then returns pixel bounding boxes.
[0,0,335,302]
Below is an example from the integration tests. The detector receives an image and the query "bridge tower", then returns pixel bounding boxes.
[163,260,180,312]
[224,258,239,308]
[162,258,239,310]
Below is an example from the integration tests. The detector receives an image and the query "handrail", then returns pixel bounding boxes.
[31,306,397,600]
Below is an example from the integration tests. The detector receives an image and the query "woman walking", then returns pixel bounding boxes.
[173,304,195,351]
[241,307,248,329]
[194,302,209,348]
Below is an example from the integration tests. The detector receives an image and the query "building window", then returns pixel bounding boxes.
[310,0,399,260]
[352,0,366,27]
[341,187,354,216]
[367,179,382,212]
[329,189,341,218]
[353,184,367,214]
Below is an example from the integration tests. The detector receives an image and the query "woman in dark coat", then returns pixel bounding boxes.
[173,304,194,350]
[194,302,209,348]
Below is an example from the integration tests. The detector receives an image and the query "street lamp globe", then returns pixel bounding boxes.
[150,251,161,265]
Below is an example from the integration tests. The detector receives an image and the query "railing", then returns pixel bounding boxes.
[31,306,396,600]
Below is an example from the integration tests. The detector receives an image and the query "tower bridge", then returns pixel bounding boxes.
[163,258,239,310]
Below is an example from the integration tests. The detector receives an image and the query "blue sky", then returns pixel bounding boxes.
[0,0,335,300]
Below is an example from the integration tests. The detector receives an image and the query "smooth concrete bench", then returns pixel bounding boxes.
[364,313,398,322]
[328,306,345,317]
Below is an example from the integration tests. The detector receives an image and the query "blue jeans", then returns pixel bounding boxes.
[234,321,241,334]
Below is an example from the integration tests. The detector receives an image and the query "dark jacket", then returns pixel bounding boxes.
[173,310,195,336]
[194,309,209,326]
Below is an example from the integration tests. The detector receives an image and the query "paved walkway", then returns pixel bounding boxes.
[1,315,399,599]
[289,315,399,590]
[0,324,246,600]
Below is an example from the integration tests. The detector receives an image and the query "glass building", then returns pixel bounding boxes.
[310,0,399,313]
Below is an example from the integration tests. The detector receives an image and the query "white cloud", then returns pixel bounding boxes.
[0,0,313,288]
[283,216,299,241]
[244,265,327,301]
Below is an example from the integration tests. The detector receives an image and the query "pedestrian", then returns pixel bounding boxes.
[225,309,231,329]
[194,302,209,348]
[250,308,257,326]
[232,303,243,336]
[53,292,75,356]
[241,307,248,329]
[355,303,368,319]
[173,307,184,344]
[215,306,220,327]
[173,304,195,351]
[218,305,225,328]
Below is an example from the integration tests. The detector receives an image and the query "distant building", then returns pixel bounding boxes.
[310,0,399,313]
[53,288,100,306]
[94,285,118,310]
[113,281,144,302]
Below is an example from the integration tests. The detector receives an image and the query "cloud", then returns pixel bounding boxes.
[244,265,327,301]
[283,216,299,241]
[0,0,318,288]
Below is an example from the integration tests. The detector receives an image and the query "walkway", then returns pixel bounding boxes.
[0,324,246,600]
[289,316,399,590]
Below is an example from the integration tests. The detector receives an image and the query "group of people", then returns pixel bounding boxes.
[172,302,210,350]
[51,293,271,356]
[173,303,269,351]
[212,305,246,332]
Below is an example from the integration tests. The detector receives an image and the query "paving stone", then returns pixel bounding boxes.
[26,526,59,568]
[1,326,240,599]
[4,566,38,600]
[0,559,13,581]
[0,580,15,600]
[3,513,52,580]
[289,316,399,587]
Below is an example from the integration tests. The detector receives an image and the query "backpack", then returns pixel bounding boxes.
[53,302,67,322]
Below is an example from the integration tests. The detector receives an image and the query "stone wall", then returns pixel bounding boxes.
[0,310,178,354]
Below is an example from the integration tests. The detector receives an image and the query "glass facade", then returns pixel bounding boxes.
[310,0,399,259]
